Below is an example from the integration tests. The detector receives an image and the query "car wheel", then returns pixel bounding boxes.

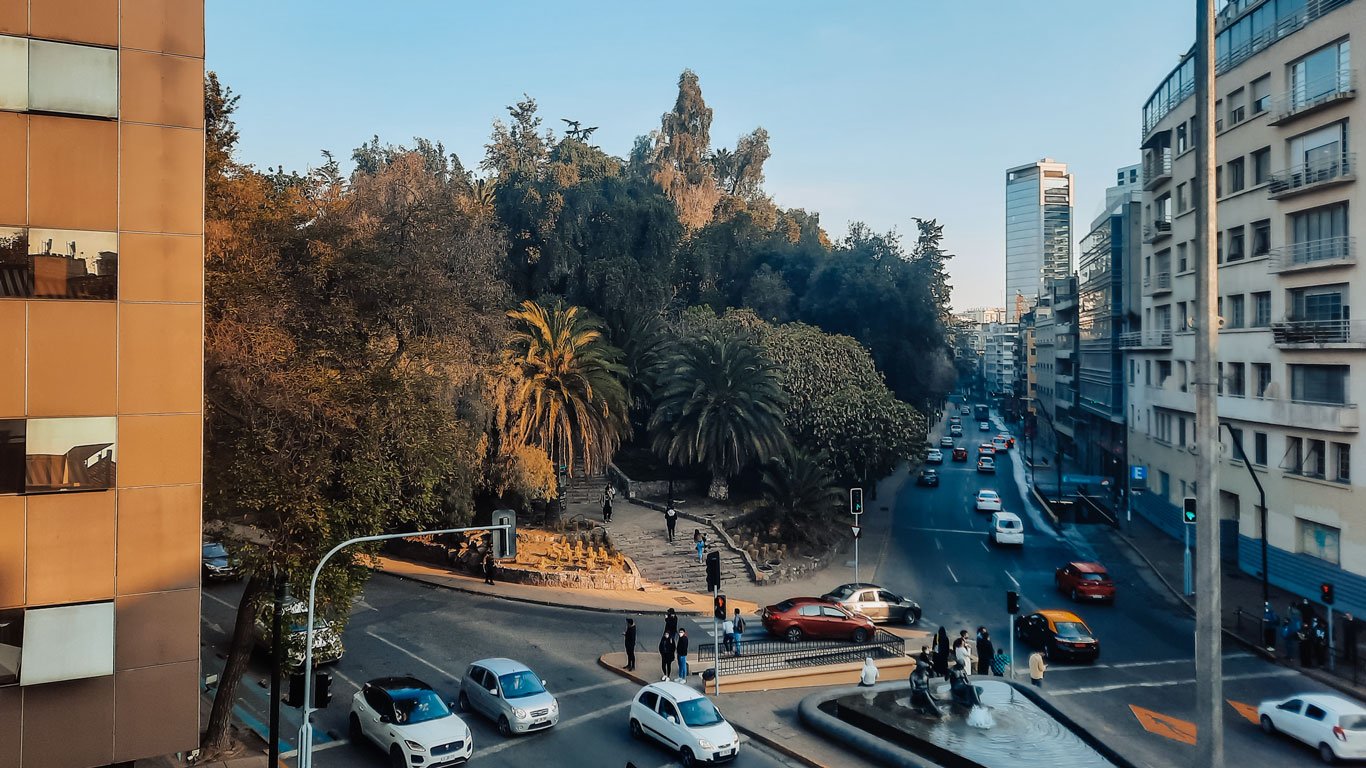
[348,714,363,744]
[1071,588,1079,602]
[498,716,512,737]
[906,609,921,626]
[1260,715,1276,734]
[458,690,470,712]
[852,628,870,643]
[785,626,804,643]
[1319,742,1338,764]
[680,747,697,767]
[389,746,406,768]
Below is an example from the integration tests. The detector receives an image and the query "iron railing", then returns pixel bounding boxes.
[697,628,905,676]
[1144,150,1173,188]
[1270,69,1355,124]
[1268,153,1356,197]
[1267,236,1355,272]
[1143,271,1172,294]
[1271,318,1366,346]
[1143,218,1173,243]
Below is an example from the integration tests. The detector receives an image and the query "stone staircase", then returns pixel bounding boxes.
[609,523,748,593]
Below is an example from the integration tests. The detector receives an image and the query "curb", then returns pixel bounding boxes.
[594,655,828,768]
[373,568,708,617]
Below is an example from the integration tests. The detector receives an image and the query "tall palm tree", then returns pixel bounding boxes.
[650,333,788,500]
[760,447,842,544]
[501,299,629,475]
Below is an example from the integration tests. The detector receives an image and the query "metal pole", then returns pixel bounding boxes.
[854,533,861,585]
[268,572,285,768]
[1194,0,1224,763]
[298,524,509,768]
[713,586,721,696]
[1008,614,1016,680]
[1329,608,1336,672]
[1184,523,1193,596]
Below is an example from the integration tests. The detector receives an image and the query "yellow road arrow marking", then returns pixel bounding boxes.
[1228,700,1259,725]
[1130,704,1197,745]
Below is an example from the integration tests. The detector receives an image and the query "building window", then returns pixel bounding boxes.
[1335,442,1351,483]
[1145,360,1152,386]
[1228,294,1245,328]
[1216,165,1224,197]
[1290,283,1347,322]
[1254,431,1268,466]
[27,40,118,118]
[1299,519,1341,565]
[0,608,20,686]
[1228,157,1246,193]
[1227,226,1245,262]
[23,417,117,493]
[1176,183,1187,213]
[0,420,21,495]
[0,228,118,301]
[1289,203,1349,265]
[1228,87,1246,125]
[1305,439,1327,478]
[1177,242,1189,272]
[1159,360,1172,387]
[1253,363,1271,398]
[1288,121,1347,175]
[1227,362,1246,397]
[1284,436,1304,473]
[1252,148,1271,184]
[1159,470,1171,499]
[1289,364,1348,404]
[1290,40,1352,112]
[1251,74,1270,114]
[1176,123,1188,154]
[1252,292,1271,327]
[0,37,24,111]
[1251,219,1271,257]
[1227,426,1245,460]
[1178,416,1188,447]
[1178,301,1189,332]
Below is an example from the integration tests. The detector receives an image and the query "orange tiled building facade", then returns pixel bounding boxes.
[0,1,205,766]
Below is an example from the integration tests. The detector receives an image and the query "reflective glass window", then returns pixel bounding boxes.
[24,416,116,493]
[0,228,27,299]
[28,229,117,299]
[0,608,21,686]
[0,420,22,495]
[28,40,117,118]
[0,36,27,111]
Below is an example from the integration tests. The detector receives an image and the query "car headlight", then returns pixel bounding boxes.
[550,700,559,713]
[403,740,426,752]
[698,739,714,750]
[514,708,527,719]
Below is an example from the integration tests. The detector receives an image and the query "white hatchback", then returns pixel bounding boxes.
[349,676,473,766]
[1258,693,1366,763]
[975,490,1002,512]
[990,511,1024,546]
[629,682,740,765]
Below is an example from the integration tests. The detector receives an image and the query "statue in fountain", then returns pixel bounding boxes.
[907,663,942,718]
[948,662,984,709]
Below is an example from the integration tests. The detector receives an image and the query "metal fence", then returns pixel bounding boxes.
[696,629,905,676]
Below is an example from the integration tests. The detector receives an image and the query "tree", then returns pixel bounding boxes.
[759,447,842,545]
[652,70,720,231]
[500,300,629,475]
[649,333,788,499]
[717,127,770,199]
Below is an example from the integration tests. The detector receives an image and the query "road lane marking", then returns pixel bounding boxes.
[1228,700,1259,724]
[1051,668,1297,695]
[1045,653,1253,673]
[934,537,943,551]
[331,668,363,691]
[365,631,460,681]
[552,678,631,698]
[1004,571,1020,588]
[281,740,348,759]
[946,565,959,583]
[980,541,990,552]
[906,527,988,536]
[202,590,237,611]
[474,701,632,756]
[1130,704,1196,745]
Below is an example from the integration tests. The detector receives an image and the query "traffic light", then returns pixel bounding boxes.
[1322,582,1335,606]
[492,509,516,559]
[713,593,727,621]
[705,550,721,592]
[850,487,864,516]
[285,671,305,708]
[1006,590,1019,615]
[1183,497,1197,525]
[313,671,333,709]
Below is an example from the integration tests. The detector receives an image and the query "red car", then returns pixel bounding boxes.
[761,597,876,643]
[1055,561,1116,603]
[952,447,968,462]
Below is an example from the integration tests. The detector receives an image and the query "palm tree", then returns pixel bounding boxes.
[501,299,629,475]
[649,333,788,500]
[760,447,842,545]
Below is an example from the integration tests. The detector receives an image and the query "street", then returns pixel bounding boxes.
[878,409,1339,767]
[200,576,806,768]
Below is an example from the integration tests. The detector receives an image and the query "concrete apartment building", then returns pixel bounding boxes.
[984,322,1019,398]
[1005,159,1075,322]
[1032,277,1079,463]
[1131,0,1365,613]
[0,1,206,765]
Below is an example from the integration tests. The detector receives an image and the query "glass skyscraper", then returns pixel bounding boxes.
[1005,159,1074,322]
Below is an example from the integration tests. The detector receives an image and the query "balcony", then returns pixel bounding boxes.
[1267,153,1355,199]
[1144,150,1173,190]
[1269,70,1356,127]
[1218,393,1359,432]
[1118,329,1173,349]
[1268,236,1355,273]
[1143,271,1173,295]
[1143,218,1172,243]
[1271,318,1366,349]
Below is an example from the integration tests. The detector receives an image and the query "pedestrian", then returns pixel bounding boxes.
[859,657,879,687]
[1300,597,1316,626]
[1298,622,1313,668]
[1286,614,1302,661]
[977,631,995,676]
[954,637,972,670]
[990,648,1010,677]
[916,645,933,672]
[676,628,690,682]
[658,632,675,681]
[1263,602,1279,653]
[1029,650,1047,688]
[722,614,735,654]
[664,505,678,542]
[602,485,613,523]
[933,627,951,678]
[664,607,678,643]
[623,618,637,672]
[1313,617,1329,667]
[695,530,706,563]
[481,552,496,585]
[1345,612,1360,666]
[732,608,746,656]
[960,629,977,668]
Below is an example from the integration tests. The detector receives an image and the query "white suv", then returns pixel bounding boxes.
[349,676,473,766]
[629,682,739,765]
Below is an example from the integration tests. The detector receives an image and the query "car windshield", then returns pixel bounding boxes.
[498,670,546,699]
[1079,573,1107,581]
[679,697,725,727]
[1053,622,1090,638]
[390,688,451,725]
[1340,714,1366,730]
[202,543,228,558]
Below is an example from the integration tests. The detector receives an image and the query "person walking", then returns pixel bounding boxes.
[664,505,678,542]
[976,631,995,676]
[658,632,675,681]
[1345,613,1360,666]
[732,609,745,656]
[676,628,690,682]
[602,485,614,523]
[1263,602,1279,653]
[481,553,496,585]
[694,530,706,563]
[623,618,637,672]
[1029,650,1047,688]
[664,608,678,643]
[933,627,951,678]
[722,614,734,654]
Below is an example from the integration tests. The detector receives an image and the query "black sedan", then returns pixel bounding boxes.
[916,469,940,487]
[1015,610,1100,663]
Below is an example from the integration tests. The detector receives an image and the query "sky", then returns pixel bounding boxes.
[206,0,1198,311]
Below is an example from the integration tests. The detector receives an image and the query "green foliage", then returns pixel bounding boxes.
[759,446,843,545]
[651,69,721,230]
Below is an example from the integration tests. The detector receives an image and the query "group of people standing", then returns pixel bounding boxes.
[1265,599,1360,669]
[922,626,1009,679]
[621,607,747,681]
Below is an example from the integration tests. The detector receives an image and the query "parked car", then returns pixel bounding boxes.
[952,447,969,462]
[925,448,943,464]
[974,490,1002,512]
[349,676,474,766]
[1258,693,1366,763]
[979,421,991,431]
[1055,562,1116,603]
[977,456,995,473]
[991,437,1008,453]
[821,583,922,625]
[202,541,240,583]
[253,600,344,669]
[949,424,963,437]
[629,682,740,765]
[990,511,1023,546]
[1014,610,1100,663]
[917,469,940,487]
[939,435,955,448]
[459,658,559,736]
[978,443,995,456]
[761,597,877,643]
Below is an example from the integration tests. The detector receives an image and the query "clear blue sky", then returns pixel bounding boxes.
[207,0,1196,310]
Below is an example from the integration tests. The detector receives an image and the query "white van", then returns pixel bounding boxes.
[990,511,1024,546]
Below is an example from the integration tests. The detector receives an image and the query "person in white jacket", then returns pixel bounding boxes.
[859,657,879,687]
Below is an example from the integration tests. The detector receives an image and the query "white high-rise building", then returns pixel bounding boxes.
[1006,159,1075,322]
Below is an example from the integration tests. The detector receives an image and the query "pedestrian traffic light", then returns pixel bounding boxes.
[706,550,721,592]
[313,671,333,709]
[1322,582,1336,606]
[1183,497,1197,525]
[492,509,516,559]
[850,487,864,516]
[1006,590,1019,615]
[714,594,727,621]
[285,671,305,708]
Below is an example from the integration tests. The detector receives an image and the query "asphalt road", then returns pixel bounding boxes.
[201,576,806,768]
[878,409,1342,767]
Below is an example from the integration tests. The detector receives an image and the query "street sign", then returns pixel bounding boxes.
[1062,473,1110,486]
[851,526,861,539]
[1131,465,1148,482]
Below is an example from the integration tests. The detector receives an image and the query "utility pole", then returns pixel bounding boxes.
[1194,0,1224,765]
[268,571,285,768]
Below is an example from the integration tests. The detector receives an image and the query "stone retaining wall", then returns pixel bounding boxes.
[385,535,642,591]
[607,462,700,500]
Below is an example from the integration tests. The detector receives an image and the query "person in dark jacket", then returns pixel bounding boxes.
[976,631,995,676]
[1298,622,1313,667]
[1313,617,1329,667]
[916,645,933,673]
[658,632,675,681]
[482,553,496,585]
[933,626,951,678]
[664,608,678,642]
[664,506,678,542]
[1263,603,1279,653]
[623,618,637,671]
[602,488,613,522]
[676,629,690,682]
